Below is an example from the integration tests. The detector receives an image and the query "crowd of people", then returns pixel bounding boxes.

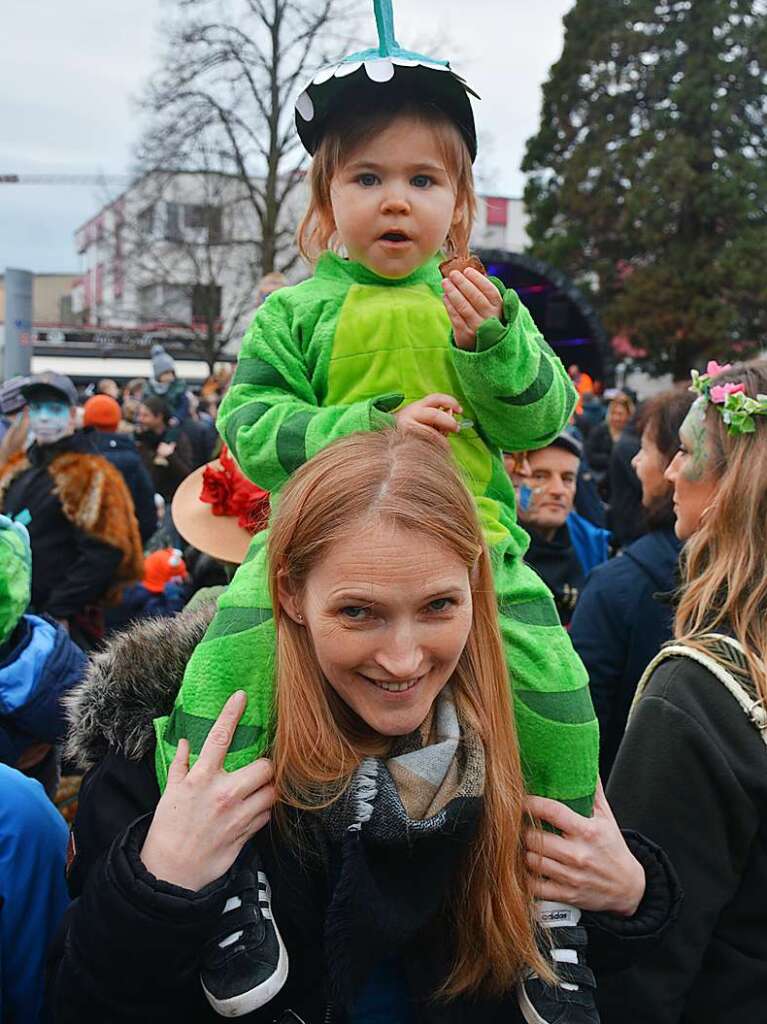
[2,4,766,1022]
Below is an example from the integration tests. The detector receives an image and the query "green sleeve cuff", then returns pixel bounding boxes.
[370,392,403,429]
[465,282,522,353]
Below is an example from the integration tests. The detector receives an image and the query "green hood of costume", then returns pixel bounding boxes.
[0,514,32,644]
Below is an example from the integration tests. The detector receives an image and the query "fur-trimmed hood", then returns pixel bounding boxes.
[64,601,216,770]
[0,432,145,603]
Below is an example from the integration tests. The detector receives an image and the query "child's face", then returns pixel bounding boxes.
[329,115,461,279]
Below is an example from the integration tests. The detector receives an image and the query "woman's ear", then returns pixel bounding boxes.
[277,570,304,625]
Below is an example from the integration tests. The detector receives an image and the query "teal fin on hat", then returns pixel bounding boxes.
[343,0,449,66]
[295,0,479,160]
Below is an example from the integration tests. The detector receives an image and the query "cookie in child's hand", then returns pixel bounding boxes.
[439,254,487,278]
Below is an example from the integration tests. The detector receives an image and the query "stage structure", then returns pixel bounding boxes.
[477,249,612,386]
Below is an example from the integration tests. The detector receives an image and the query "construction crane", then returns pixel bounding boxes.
[0,174,131,185]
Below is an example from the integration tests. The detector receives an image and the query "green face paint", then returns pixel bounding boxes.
[680,398,711,482]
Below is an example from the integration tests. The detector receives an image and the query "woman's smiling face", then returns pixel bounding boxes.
[280,517,473,737]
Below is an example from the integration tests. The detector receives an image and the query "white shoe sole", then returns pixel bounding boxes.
[201,921,289,1018]
[517,980,550,1024]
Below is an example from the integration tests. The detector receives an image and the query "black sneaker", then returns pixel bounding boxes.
[517,903,599,1024]
[201,865,289,1017]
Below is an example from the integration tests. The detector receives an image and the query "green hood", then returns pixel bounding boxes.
[0,514,32,644]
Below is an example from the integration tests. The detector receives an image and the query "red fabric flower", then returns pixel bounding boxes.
[200,461,236,516]
[200,446,270,535]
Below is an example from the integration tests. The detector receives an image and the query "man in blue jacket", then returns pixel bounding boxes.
[510,434,611,626]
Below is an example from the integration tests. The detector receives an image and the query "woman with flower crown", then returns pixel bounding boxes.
[593,358,767,1022]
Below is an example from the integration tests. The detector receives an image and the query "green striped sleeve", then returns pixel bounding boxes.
[450,286,577,453]
[218,295,401,492]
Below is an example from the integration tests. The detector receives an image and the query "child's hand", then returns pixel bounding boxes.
[395,393,462,447]
[441,268,503,350]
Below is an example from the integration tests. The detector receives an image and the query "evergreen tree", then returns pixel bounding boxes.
[523,0,767,376]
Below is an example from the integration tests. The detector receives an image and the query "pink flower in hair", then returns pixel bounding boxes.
[706,360,732,377]
[710,382,745,404]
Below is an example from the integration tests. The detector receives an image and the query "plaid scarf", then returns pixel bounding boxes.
[311,687,486,1009]
[318,685,485,841]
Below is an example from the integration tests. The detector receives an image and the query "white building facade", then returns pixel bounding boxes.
[71,172,528,357]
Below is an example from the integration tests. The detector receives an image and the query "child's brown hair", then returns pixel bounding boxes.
[298,93,476,263]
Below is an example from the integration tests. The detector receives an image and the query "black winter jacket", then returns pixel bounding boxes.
[1,432,123,619]
[87,429,158,542]
[600,651,767,1023]
[607,426,643,548]
[50,608,682,1024]
[584,422,614,487]
[569,528,681,779]
[135,427,195,503]
[522,524,585,626]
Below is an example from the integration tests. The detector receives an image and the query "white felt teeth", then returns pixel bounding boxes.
[335,60,363,78]
[312,63,339,85]
[297,56,465,124]
[364,58,395,82]
[295,90,314,122]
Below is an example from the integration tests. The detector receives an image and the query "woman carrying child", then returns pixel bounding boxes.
[52,430,680,1023]
[156,3,602,1018]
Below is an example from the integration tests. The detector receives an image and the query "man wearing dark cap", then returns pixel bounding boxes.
[509,433,611,626]
[0,373,143,646]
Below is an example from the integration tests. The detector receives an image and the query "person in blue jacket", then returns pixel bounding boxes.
[569,387,695,779]
[0,763,69,1023]
[510,433,611,625]
[0,514,86,796]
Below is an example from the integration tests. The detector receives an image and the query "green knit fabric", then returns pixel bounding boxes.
[0,515,31,645]
[154,254,598,812]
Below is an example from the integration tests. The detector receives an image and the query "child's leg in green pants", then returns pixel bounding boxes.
[492,548,599,817]
[154,531,276,786]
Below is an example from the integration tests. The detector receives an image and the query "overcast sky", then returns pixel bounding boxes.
[1,0,572,274]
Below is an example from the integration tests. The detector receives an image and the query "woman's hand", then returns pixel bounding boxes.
[395,393,462,446]
[524,780,646,917]
[140,691,275,892]
[441,268,503,350]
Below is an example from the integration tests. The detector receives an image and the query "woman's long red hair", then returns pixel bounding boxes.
[267,429,550,997]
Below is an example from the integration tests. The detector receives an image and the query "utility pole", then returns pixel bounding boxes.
[3,268,33,378]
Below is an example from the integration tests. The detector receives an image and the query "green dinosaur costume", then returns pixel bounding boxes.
[155,254,598,814]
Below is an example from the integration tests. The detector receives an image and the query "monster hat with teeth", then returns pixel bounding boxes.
[295,0,480,161]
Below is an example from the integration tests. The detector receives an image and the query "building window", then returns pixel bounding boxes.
[164,202,182,241]
[138,205,155,235]
[184,204,223,243]
[138,284,159,320]
[59,294,75,324]
[84,271,93,314]
[163,283,191,321]
[485,196,509,227]
[113,223,124,299]
[192,283,222,321]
